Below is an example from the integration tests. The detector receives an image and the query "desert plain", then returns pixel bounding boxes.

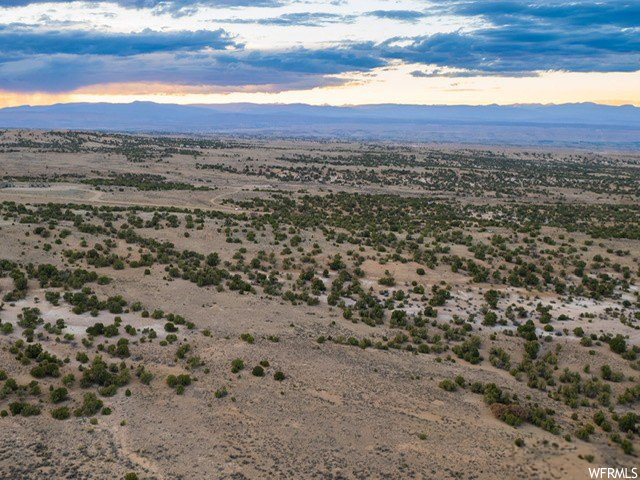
[0,130,638,479]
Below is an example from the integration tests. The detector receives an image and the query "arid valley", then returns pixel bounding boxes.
[0,130,638,479]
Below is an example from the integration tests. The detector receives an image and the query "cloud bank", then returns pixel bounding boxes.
[0,0,638,94]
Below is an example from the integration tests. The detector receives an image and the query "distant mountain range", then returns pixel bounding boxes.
[1,101,639,149]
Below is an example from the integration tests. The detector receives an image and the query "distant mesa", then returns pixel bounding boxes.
[0,101,639,149]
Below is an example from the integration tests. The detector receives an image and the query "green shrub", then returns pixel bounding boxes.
[9,401,41,417]
[214,387,228,399]
[231,358,244,373]
[51,406,70,420]
[439,379,457,392]
[50,387,68,403]
[575,424,595,442]
[167,374,191,394]
[74,392,103,417]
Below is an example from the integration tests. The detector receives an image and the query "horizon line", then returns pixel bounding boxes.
[2,100,639,110]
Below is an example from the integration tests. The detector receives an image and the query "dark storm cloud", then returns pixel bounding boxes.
[219,12,356,27]
[382,24,640,74]
[1,0,285,7]
[0,46,384,92]
[0,0,638,92]
[364,10,426,23]
[433,0,640,28]
[0,27,238,56]
[410,69,537,78]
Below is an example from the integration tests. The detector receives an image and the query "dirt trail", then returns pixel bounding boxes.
[114,426,166,480]
[0,187,246,214]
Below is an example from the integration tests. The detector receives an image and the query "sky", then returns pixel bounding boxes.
[0,0,638,108]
